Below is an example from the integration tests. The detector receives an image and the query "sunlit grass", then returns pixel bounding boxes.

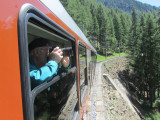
[97,52,128,61]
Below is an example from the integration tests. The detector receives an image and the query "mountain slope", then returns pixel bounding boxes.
[97,0,158,13]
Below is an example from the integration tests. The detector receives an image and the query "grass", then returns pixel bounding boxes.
[97,52,128,61]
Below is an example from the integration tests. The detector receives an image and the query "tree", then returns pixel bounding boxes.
[89,3,99,48]
[133,12,159,107]
[97,2,107,54]
[106,16,117,53]
[120,12,130,52]
[128,7,139,56]
[113,12,122,54]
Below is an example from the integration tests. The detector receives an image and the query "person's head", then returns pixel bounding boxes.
[29,38,52,68]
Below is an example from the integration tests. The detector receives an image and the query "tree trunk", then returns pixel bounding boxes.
[153,88,155,102]
[158,88,159,98]
[147,91,149,99]
[149,84,153,108]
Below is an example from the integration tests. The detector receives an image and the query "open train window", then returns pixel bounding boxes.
[18,4,79,120]
[78,42,87,104]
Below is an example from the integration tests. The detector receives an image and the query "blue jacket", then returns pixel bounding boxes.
[30,59,58,89]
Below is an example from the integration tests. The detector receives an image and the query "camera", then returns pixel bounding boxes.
[61,47,73,57]
[49,47,73,57]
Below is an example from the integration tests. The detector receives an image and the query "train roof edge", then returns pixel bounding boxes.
[40,0,96,53]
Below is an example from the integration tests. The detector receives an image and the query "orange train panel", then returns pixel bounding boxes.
[0,1,23,119]
[0,0,92,119]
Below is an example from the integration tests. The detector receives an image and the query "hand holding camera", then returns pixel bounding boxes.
[49,47,63,64]
[61,47,73,57]
[61,56,70,67]
[49,47,72,67]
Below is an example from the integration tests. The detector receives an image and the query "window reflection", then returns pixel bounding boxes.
[34,71,77,120]
[91,51,96,80]
[78,45,87,99]
[87,50,91,94]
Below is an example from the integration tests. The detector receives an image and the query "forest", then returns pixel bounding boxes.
[97,0,158,13]
[60,0,160,118]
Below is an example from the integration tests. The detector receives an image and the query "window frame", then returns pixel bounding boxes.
[18,4,79,120]
[87,49,92,95]
[91,51,97,81]
[78,41,88,105]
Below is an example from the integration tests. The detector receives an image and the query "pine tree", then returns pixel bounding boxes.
[106,16,117,53]
[60,0,68,7]
[128,8,139,56]
[137,13,146,99]
[113,12,122,54]
[120,12,130,52]
[97,2,107,54]
[89,3,99,48]
[136,12,158,107]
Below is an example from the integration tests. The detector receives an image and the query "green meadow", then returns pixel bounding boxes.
[97,52,127,61]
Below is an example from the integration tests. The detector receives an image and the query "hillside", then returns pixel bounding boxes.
[97,0,158,13]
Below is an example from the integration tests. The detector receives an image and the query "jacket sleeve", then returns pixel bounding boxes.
[30,60,58,88]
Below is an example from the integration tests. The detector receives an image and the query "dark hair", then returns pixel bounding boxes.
[29,38,51,53]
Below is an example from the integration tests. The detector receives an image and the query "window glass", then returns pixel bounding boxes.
[87,49,91,80]
[34,71,77,119]
[91,51,96,80]
[27,20,78,119]
[27,21,74,89]
[87,49,91,94]
[78,45,87,98]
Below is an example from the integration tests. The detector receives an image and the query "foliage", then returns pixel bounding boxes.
[60,0,132,54]
[97,0,158,14]
[128,11,160,108]
[97,52,128,61]
[59,0,160,117]
[142,99,160,119]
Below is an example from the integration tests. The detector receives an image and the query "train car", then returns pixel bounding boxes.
[0,0,97,120]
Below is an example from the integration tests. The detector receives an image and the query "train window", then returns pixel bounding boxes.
[27,20,74,89]
[87,49,91,95]
[78,43,87,104]
[34,70,78,119]
[27,19,78,119]
[18,5,79,120]
[91,51,96,80]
